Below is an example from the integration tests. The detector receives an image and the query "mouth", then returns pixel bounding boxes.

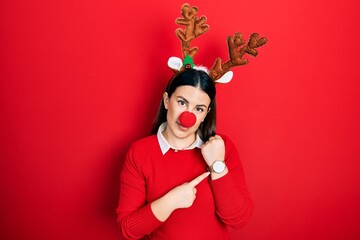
[177,121,189,131]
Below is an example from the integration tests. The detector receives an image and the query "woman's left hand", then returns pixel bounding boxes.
[201,135,225,167]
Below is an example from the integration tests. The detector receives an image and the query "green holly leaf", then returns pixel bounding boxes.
[183,55,195,68]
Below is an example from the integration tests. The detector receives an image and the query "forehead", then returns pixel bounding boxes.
[172,85,211,105]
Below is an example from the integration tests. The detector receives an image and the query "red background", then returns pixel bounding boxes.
[1,0,360,239]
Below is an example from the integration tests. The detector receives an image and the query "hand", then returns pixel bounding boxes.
[151,172,210,222]
[166,172,210,210]
[201,135,225,167]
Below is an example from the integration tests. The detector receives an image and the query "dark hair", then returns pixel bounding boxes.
[151,68,216,141]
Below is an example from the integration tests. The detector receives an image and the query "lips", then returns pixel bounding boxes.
[177,122,189,131]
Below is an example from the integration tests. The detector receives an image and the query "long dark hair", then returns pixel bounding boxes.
[151,69,216,141]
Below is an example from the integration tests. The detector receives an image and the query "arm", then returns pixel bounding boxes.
[201,135,253,230]
[116,146,210,239]
[151,172,210,221]
[116,147,162,239]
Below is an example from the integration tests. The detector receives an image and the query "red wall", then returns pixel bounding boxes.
[1,0,360,239]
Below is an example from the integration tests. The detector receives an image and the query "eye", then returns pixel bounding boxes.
[178,100,186,106]
[196,107,204,113]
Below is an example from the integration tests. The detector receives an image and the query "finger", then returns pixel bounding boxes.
[209,136,215,141]
[214,135,222,140]
[189,172,210,187]
[201,142,208,148]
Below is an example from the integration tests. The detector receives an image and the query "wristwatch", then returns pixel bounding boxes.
[209,160,226,174]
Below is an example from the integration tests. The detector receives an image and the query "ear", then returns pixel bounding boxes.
[168,57,183,71]
[214,71,233,84]
[163,92,169,109]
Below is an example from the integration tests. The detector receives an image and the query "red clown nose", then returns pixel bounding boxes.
[179,111,196,128]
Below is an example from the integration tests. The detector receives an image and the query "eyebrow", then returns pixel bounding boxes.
[176,96,208,109]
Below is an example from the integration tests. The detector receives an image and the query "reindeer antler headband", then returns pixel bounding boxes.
[168,3,268,83]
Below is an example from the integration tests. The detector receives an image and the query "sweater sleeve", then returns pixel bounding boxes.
[209,135,254,230]
[116,145,163,239]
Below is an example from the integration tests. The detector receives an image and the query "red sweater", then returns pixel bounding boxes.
[116,134,253,240]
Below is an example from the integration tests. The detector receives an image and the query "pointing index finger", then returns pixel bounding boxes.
[189,172,210,187]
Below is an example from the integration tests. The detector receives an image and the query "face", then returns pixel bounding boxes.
[163,85,211,146]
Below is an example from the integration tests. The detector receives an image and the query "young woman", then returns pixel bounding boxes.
[116,69,253,239]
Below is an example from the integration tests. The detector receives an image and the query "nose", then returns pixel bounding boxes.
[179,111,197,128]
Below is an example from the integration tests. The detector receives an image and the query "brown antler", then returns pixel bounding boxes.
[209,32,268,80]
[175,3,209,58]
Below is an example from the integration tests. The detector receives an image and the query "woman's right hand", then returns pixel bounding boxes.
[166,172,210,209]
[151,172,210,222]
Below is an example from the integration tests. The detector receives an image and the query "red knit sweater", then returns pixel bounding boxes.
[116,134,253,240]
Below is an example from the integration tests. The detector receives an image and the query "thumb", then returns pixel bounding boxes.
[189,172,210,187]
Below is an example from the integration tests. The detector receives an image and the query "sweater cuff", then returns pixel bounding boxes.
[138,204,163,234]
[121,204,163,239]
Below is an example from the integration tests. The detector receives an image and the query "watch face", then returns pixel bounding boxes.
[213,161,226,173]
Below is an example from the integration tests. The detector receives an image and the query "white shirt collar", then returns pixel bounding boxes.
[157,122,204,155]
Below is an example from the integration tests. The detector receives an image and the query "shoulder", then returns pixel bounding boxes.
[126,134,161,159]
[124,135,160,171]
[130,134,158,150]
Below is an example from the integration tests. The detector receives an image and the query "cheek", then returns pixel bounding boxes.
[194,113,206,125]
[167,104,182,120]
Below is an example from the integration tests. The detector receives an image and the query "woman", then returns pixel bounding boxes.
[116,69,253,239]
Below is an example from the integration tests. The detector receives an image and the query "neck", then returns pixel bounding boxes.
[162,129,196,149]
